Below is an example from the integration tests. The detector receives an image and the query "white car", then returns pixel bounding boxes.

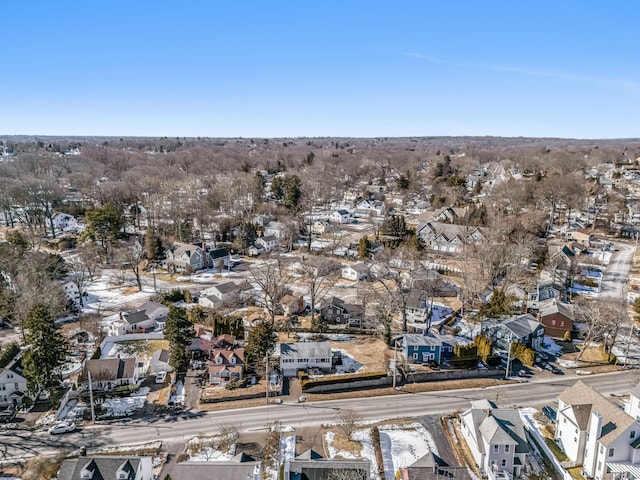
[48,421,76,435]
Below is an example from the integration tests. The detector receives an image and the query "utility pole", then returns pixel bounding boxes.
[393,338,398,389]
[505,333,513,380]
[265,355,269,404]
[87,371,95,425]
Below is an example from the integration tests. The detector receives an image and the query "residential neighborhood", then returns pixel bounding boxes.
[1,134,640,480]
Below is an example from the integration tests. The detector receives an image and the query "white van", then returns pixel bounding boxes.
[155,371,167,384]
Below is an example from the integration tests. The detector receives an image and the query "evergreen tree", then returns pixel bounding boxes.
[358,236,371,259]
[245,320,275,374]
[144,227,163,261]
[22,303,68,395]
[165,306,195,370]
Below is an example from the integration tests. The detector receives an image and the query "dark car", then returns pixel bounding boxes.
[542,406,557,422]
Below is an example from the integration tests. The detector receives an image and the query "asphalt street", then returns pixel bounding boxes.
[2,369,638,463]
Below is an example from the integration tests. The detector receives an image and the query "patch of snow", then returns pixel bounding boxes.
[538,337,563,356]
[558,359,579,368]
[379,423,438,479]
[326,427,382,480]
[334,349,363,374]
[101,393,146,418]
[280,433,296,464]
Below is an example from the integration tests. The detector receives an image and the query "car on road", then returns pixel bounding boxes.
[155,371,167,384]
[542,406,557,422]
[48,421,76,435]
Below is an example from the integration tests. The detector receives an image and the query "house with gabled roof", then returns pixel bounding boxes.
[535,298,574,339]
[163,242,205,273]
[417,221,485,254]
[81,358,138,391]
[171,452,261,480]
[109,309,158,336]
[460,399,529,479]
[481,313,544,352]
[284,448,370,480]
[402,451,470,480]
[208,346,245,386]
[57,455,153,480]
[555,381,640,480]
[280,342,332,377]
[342,262,369,281]
[256,235,278,253]
[0,356,27,408]
[320,296,364,326]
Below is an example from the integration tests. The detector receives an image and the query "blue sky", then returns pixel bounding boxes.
[1,1,639,138]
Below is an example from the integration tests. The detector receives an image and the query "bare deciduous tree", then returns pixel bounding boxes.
[338,409,363,441]
[251,256,293,327]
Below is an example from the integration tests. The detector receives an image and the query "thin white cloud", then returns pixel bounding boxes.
[402,52,640,94]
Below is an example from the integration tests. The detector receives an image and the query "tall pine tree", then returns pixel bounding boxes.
[22,303,68,395]
[165,306,195,370]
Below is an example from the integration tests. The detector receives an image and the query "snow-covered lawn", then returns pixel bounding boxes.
[83,277,154,313]
[558,359,579,368]
[187,437,235,462]
[326,428,381,480]
[334,349,363,374]
[169,381,184,406]
[378,423,438,479]
[451,317,481,340]
[100,387,149,418]
[538,337,563,357]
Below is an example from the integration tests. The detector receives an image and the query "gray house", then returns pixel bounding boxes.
[481,313,544,352]
[280,342,332,377]
[284,449,369,480]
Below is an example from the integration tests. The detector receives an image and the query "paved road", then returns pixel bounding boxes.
[2,370,638,463]
[603,242,639,364]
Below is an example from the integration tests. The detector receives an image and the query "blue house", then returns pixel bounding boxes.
[402,334,457,364]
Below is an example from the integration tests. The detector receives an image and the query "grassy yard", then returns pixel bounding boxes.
[544,437,568,462]
[567,467,586,480]
[113,339,170,360]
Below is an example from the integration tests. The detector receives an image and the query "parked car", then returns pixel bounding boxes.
[155,371,167,384]
[542,406,557,422]
[48,422,76,435]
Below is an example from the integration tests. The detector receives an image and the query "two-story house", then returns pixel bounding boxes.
[280,342,332,377]
[163,242,205,273]
[416,221,485,254]
[199,281,252,308]
[256,235,278,253]
[401,334,459,364]
[556,381,640,480]
[341,262,369,281]
[330,209,353,224]
[460,399,529,479]
[208,346,245,386]
[0,357,27,408]
[536,298,574,339]
[81,358,138,391]
[320,297,364,326]
[481,313,545,352]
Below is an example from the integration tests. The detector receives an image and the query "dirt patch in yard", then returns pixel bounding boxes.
[330,335,390,372]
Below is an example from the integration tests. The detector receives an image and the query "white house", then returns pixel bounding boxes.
[81,358,139,391]
[626,383,640,421]
[341,262,369,281]
[0,357,27,408]
[256,235,278,253]
[200,281,252,307]
[52,213,83,234]
[280,342,332,377]
[109,310,158,336]
[354,200,386,217]
[330,209,352,224]
[460,399,529,479]
[264,221,289,241]
[63,281,82,308]
[556,381,640,480]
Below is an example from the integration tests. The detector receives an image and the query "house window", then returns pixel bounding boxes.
[413,353,418,360]
[494,445,499,453]
[505,445,510,453]
[600,445,604,454]
[609,448,614,457]
[501,459,506,467]
[552,320,556,326]
[631,431,636,439]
